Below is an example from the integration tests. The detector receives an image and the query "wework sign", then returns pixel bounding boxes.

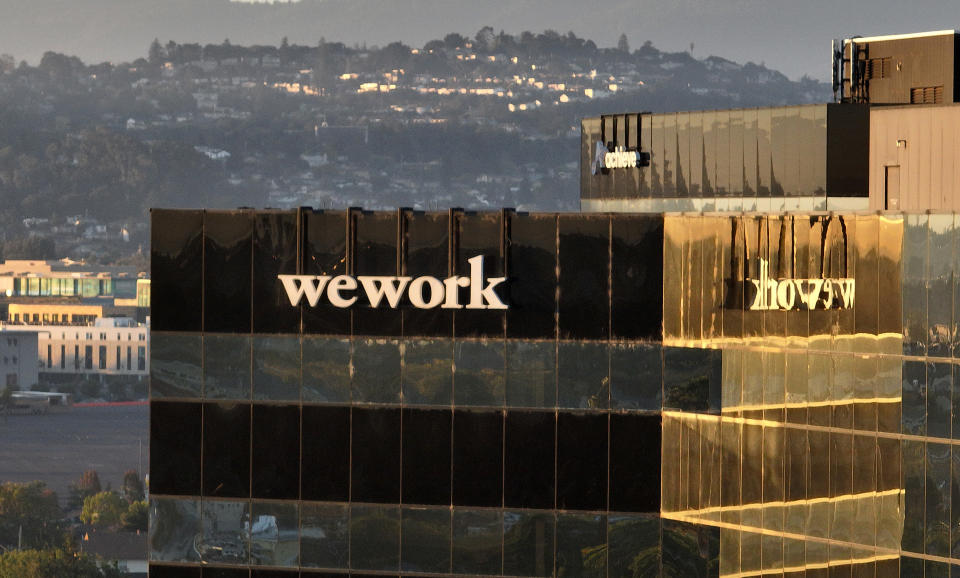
[745,258,855,311]
[279,255,507,310]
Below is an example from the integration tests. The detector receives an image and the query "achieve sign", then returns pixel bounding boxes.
[745,258,855,311]
[279,255,508,310]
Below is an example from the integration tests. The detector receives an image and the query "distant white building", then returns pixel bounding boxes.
[0,330,39,390]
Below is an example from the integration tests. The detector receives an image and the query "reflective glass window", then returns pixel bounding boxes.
[302,337,350,403]
[402,340,452,406]
[402,408,451,506]
[558,215,609,340]
[150,401,201,496]
[203,402,250,498]
[555,513,606,576]
[400,507,451,574]
[452,509,502,575]
[352,339,401,404]
[251,404,299,500]
[204,211,253,333]
[252,336,300,401]
[303,210,349,335]
[505,340,556,409]
[349,504,400,572]
[353,210,401,336]
[300,503,348,569]
[506,213,556,339]
[611,215,663,339]
[503,510,555,577]
[557,413,608,510]
[558,341,608,409]
[610,413,660,512]
[403,211,452,337]
[301,406,350,501]
[453,340,504,407]
[608,515,661,577]
[452,409,503,507]
[151,209,203,332]
[252,211,299,333]
[250,501,299,567]
[504,410,555,509]
[352,408,401,503]
[204,334,251,400]
[150,333,202,399]
[454,211,504,338]
[149,497,201,562]
[200,500,249,565]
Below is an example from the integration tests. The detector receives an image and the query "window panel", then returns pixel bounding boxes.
[351,407,401,503]
[402,340,452,406]
[301,406,350,502]
[555,513,607,577]
[151,333,202,399]
[503,510,555,578]
[150,401,201,496]
[203,402,250,498]
[204,211,253,333]
[452,509,502,575]
[302,337,350,403]
[505,340,556,409]
[301,503,348,569]
[302,210,350,335]
[200,500,249,565]
[400,507,451,574]
[403,211,452,337]
[204,335,251,401]
[252,211,299,333]
[252,336,300,401]
[402,408,451,506]
[557,412,608,510]
[251,404,299,500]
[352,339,401,404]
[149,497,201,562]
[250,501,299,567]
[151,209,203,332]
[349,504,400,572]
[558,215,609,339]
[453,340,504,407]
[452,410,503,507]
[504,410,555,509]
[506,213,556,339]
[353,210,401,336]
[610,413,661,512]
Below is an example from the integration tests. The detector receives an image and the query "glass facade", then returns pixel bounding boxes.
[151,207,960,576]
[580,104,870,213]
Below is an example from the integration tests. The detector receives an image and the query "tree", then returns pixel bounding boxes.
[0,482,64,549]
[147,38,164,65]
[617,33,630,53]
[0,549,123,578]
[121,470,144,503]
[68,470,101,509]
[80,492,126,527]
[121,500,147,532]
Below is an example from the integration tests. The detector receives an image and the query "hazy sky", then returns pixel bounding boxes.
[0,0,956,80]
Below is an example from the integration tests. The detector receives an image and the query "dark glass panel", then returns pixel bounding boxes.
[151,333,202,399]
[252,210,299,333]
[203,402,250,498]
[557,412,608,510]
[902,439,925,552]
[581,118,601,198]
[773,107,799,199]
[354,210,401,336]
[400,507,451,573]
[701,110,716,199]
[149,497,201,562]
[202,568,248,578]
[900,557,923,577]
[663,519,718,576]
[452,409,503,507]
[927,560,950,578]
[610,413,660,512]
[252,336,300,401]
[204,334,251,401]
[664,113,679,196]
[503,510,555,577]
[902,214,928,356]
[351,407,401,503]
[303,210,350,335]
[454,211,504,338]
[742,109,758,203]
[504,410,555,509]
[663,347,711,412]
[250,501,298,567]
[151,209,203,332]
[204,211,253,333]
[403,211,452,336]
[650,114,664,196]
[558,341,608,410]
[150,402,202,496]
[350,504,400,572]
[402,408,451,505]
[301,502,348,569]
[352,339,401,404]
[929,214,954,357]
[251,404,299,500]
[150,565,202,578]
[199,500,249,565]
[301,406,350,501]
[878,215,903,336]
[402,340,452,406]
[252,571,299,578]
[302,337,350,403]
[453,339,505,407]
[452,509,502,575]
[506,213,556,339]
[798,106,819,199]
[927,442,951,557]
[555,513,606,576]
[611,215,663,339]
[608,515,660,577]
[929,362,952,439]
[902,360,927,436]
[505,340,556,409]
[952,447,960,558]
[558,215,609,339]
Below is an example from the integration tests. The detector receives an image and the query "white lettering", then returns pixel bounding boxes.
[358,276,411,308]
[442,276,471,309]
[278,275,330,307]
[466,255,508,310]
[327,275,358,308]
[603,146,642,169]
[744,258,854,311]
[408,276,445,309]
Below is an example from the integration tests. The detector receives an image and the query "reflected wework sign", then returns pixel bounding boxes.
[279,255,508,310]
[745,258,855,311]
[726,215,856,312]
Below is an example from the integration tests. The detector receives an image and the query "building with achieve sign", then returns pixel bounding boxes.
[150,31,960,578]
